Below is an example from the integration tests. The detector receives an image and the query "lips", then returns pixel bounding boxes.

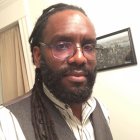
[64,70,87,83]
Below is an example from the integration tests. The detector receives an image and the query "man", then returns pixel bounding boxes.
[3,3,113,140]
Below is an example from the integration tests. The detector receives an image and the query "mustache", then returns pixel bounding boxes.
[54,65,93,78]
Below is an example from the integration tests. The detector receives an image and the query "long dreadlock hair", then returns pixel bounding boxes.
[30,3,87,140]
[31,68,59,140]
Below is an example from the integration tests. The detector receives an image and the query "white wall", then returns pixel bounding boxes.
[29,0,140,140]
[0,0,24,30]
[85,1,140,140]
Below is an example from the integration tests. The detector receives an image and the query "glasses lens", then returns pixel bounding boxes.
[83,44,96,60]
[52,42,74,60]
[51,42,96,61]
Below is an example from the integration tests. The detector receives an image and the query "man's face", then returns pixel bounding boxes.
[34,10,97,104]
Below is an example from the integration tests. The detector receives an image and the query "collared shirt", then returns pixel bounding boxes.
[0,86,109,140]
[43,84,109,140]
[0,105,26,140]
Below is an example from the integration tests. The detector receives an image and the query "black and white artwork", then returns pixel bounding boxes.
[96,28,137,71]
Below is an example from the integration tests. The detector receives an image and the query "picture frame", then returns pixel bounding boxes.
[96,27,137,71]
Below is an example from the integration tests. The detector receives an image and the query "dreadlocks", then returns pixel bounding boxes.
[31,68,59,140]
[30,3,87,140]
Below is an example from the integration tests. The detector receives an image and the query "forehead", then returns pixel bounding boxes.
[42,10,96,42]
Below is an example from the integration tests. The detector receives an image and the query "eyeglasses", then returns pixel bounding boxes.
[39,41,96,61]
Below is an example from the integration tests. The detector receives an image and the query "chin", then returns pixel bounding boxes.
[49,82,93,104]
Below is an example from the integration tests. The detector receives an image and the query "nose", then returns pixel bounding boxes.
[67,46,87,65]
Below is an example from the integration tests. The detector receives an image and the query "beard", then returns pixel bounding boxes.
[40,56,97,104]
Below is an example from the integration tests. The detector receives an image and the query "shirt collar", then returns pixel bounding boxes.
[43,83,96,124]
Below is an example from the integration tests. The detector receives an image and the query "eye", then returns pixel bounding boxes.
[83,43,95,52]
[53,42,71,51]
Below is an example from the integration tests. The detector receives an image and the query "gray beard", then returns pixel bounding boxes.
[40,56,97,104]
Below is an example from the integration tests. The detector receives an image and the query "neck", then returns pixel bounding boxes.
[69,103,82,121]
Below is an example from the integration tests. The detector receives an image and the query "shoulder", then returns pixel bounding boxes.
[0,105,16,122]
[0,105,11,117]
[4,91,32,107]
[4,91,32,114]
[95,98,110,124]
[2,91,35,140]
[0,105,26,140]
[3,91,32,126]
[0,105,16,124]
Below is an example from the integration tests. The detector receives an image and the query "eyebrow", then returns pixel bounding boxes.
[49,34,96,45]
[49,35,74,44]
[82,38,97,44]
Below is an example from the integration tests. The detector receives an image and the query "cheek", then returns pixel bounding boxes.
[41,48,64,70]
[88,59,97,71]
[92,53,97,69]
[85,51,97,70]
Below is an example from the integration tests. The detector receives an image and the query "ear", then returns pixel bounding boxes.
[33,46,41,68]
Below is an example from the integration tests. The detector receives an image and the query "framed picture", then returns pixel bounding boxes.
[96,28,137,71]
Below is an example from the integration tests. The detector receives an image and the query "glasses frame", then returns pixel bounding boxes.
[39,41,97,61]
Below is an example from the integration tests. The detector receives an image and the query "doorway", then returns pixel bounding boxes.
[0,23,29,103]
